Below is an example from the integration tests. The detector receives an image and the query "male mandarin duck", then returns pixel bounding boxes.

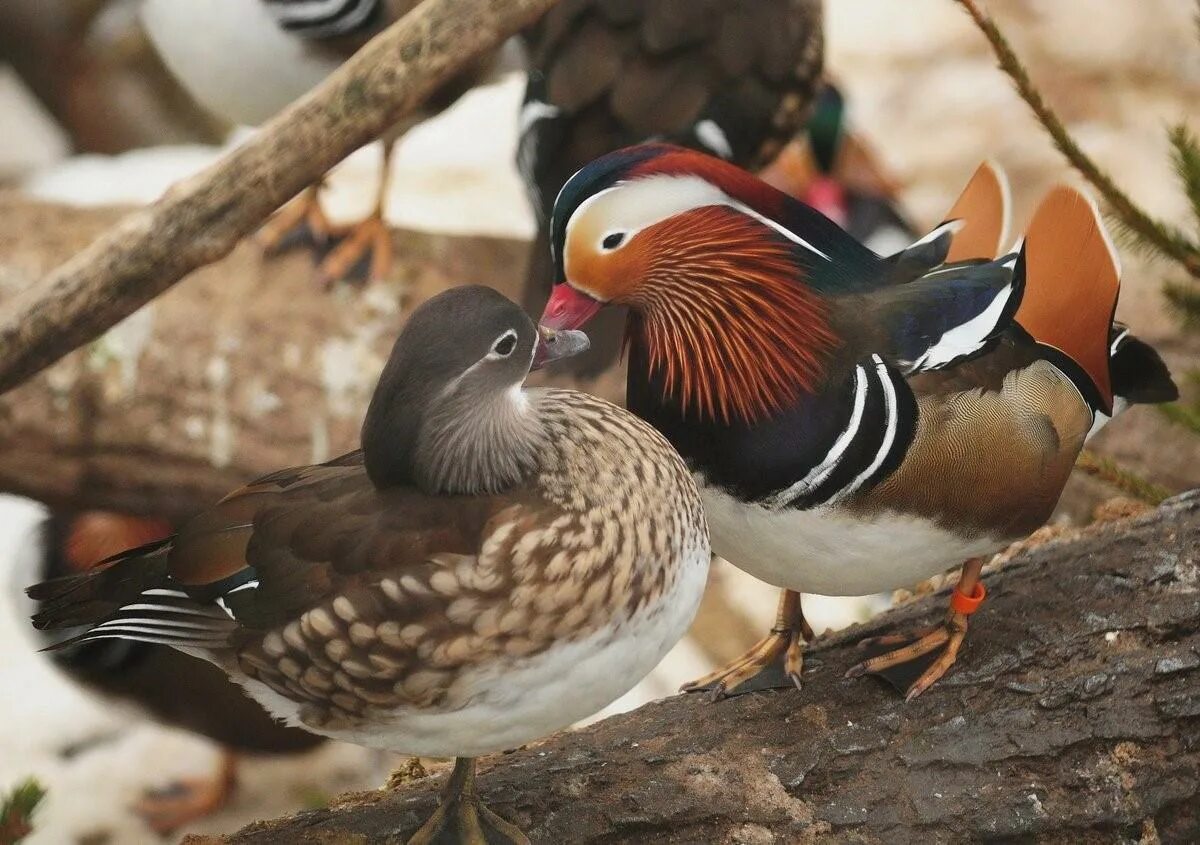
[538,143,1177,700]
[29,286,710,844]
[518,0,824,378]
[141,0,506,285]
[12,510,323,835]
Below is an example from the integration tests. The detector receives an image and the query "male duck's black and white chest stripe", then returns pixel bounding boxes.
[627,346,918,515]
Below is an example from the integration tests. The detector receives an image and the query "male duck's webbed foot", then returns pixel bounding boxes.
[846,558,987,701]
[681,590,810,700]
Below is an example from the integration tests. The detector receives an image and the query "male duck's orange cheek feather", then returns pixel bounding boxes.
[561,230,655,306]
[619,206,840,425]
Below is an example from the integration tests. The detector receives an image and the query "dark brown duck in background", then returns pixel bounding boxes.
[518,0,825,379]
[29,510,322,835]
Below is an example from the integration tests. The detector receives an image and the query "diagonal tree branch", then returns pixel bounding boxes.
[0,0,559,395]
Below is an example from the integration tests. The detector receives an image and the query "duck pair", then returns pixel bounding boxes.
[30,146,1174,843]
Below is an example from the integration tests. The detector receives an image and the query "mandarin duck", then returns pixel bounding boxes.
[141,0,506,285]
[759,81,918,255]
[12,510,323,835]
[538,144,1178,701]
[517,0,824,378]
[29,285,710,844]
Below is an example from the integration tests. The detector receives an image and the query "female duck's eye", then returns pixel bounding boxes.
[492,333,517,357]
[601,232,626,251]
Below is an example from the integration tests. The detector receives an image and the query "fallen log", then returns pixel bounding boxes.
[196,491,1199,844]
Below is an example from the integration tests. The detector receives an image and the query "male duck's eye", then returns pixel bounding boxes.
[492,333,517,357]
[601,232,626,251]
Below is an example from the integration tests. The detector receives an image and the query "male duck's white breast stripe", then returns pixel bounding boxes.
[828,356,900,504]
[764,363,868,509]
[767,356,909,510]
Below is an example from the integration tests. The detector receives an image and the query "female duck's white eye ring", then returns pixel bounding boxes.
[491,330,518,358]
[600,231,626,251]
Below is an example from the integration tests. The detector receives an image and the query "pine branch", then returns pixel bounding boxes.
[0,779,45,845]
[1075,450,1172,505]
[953,0,1200,279]
[1164,280,1200,330]
[1168,122,1200,233]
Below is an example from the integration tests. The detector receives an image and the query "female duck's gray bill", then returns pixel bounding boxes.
[532,326,590,370]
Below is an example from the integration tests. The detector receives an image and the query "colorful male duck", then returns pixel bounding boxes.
[538,144,1177,700]
[30,286,710,843]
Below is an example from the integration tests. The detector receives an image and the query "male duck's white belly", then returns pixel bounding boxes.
[701,484,1006,596]
[238,543,709,758]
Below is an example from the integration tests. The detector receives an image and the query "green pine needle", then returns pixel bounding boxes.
[0,779,46,845]
[1164,280,1200,330]
[1168,122,1200,233]
[1076,451,1172,505]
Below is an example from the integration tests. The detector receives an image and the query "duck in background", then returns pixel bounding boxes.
[30,286,710,845]
[517,0,824,379]
[140,0,511,285]
[538,144,1178,701]
[760,81,918,256]
[14,509,324,835]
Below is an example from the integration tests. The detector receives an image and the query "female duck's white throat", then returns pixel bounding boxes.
[413,383,548,495]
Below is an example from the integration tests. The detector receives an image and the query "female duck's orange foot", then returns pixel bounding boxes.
[257,186,334,256]
[681,626,806,701]
[134,751,237,835]
[315,214,394,288]
[845,583,986,701]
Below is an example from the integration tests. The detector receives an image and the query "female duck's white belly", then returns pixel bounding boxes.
[701,484,1006,596]
[237,543,710,758]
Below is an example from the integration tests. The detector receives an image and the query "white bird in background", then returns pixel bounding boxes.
[140,0,511,285]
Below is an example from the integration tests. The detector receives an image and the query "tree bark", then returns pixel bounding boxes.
[0,0,560,395]
[189,492,1199,844]
[0,194,536,520]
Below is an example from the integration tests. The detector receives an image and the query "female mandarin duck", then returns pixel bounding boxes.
[538,144,1177,701]
[29,286,710,844]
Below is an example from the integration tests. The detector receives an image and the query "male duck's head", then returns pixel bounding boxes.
[540,144,848,425]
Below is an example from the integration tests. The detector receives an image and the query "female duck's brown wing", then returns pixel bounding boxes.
[168,451,551,630]
[30,451,552,648]
[31,450,576,728]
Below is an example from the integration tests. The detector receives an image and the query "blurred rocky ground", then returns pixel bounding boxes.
[0,1,1197,842]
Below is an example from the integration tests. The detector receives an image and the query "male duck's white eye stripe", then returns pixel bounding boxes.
[562,175,833,269]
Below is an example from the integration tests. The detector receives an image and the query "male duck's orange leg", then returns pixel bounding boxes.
[316,142,396,287]
[682,589,812,700]
[257,183,335,255]
[846,557,987,701]
[134,749,238,836]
